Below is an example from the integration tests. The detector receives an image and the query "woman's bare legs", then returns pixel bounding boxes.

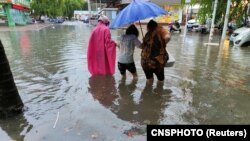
[132,72,138,80]
[121,74,126,79]
[146,78,154,84]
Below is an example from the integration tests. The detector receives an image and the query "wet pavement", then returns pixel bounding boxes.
[0,22,250,141]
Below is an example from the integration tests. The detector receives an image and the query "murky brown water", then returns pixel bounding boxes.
[0,23,250,141]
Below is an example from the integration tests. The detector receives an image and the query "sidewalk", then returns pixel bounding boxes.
[0,23,51,31]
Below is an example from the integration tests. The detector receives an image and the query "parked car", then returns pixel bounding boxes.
[48,17,65,24]
[83,16,89,23]
[89,14,100,26]
[195,19,212,34]
[187,19,200,29]
[0,18,6,24]
[197,24,210,33]
[169,20,181,33]
[229,26,250,47]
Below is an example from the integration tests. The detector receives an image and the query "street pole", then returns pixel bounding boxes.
[220,0,231,46]
[183,0,190,42]
[204,0,219,46]
[100,0,102,9]
[248,3,250,16]
[87,0,92,26]
[95,0,98,11]
[88,0,92,15]
[208,0,218,43]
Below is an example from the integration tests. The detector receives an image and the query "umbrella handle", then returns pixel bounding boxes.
[139,20,144,38]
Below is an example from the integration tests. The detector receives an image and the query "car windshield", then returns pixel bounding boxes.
[188,19,195,23]
[188,19,200,23]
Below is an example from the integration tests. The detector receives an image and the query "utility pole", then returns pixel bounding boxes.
[183,0,190,42]
[88,0,92,15]
[208,0,218,43]
[220,0,231,46]
[100,0,102,9]
[204,0,219,46]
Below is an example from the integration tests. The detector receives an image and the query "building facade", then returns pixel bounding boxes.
[88,0,182,24]
[0,0,31,27]
[150,0,182,24]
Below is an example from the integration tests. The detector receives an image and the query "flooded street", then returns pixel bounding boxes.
[0,23,250,141]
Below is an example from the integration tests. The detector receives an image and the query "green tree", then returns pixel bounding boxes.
[63,0,84,20]
[181,0,250,26]
[31,0,85,20]
[31,0,64,18]
[82,1,88,10]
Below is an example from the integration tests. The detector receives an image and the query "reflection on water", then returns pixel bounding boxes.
[113,80,172,125]
[88,76,172,125]
[0,24,250,140]
[88,75,118,107]
[0,113,32,141]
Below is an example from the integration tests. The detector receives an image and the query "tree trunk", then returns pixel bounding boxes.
[0,40,24,118]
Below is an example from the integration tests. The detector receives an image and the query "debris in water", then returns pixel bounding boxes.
[53,111,60,128]
[124,130,135,138]
[133,111,138,115]
[91,133,98,139]
[64,128,70,132]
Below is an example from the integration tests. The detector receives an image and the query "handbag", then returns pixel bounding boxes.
[165,50,175,67]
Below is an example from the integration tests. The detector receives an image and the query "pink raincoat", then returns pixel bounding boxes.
[87,22,116,75]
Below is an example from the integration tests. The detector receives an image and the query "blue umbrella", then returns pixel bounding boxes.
[109,0,168,30]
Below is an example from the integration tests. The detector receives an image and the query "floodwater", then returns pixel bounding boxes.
[0,23,250,141]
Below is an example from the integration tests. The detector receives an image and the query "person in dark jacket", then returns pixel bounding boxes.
[141,20,171,84]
